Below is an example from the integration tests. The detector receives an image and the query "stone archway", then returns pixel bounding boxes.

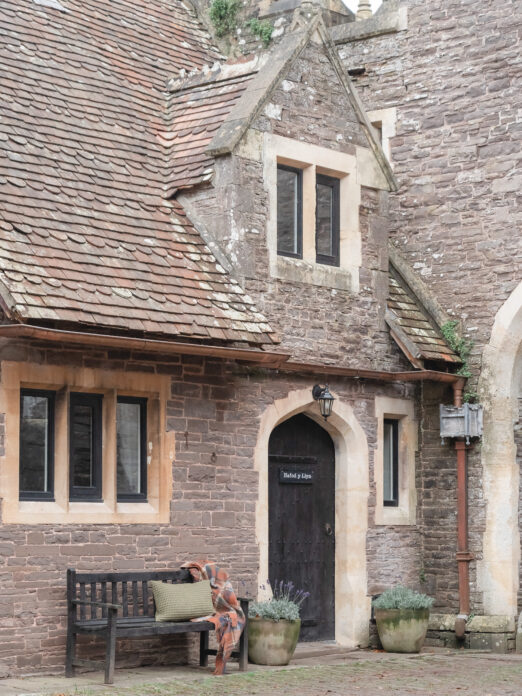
[254,388,370,646]
[479,281,522,617]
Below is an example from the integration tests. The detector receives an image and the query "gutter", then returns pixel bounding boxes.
[0,324,463,385]
[0,324,289,367]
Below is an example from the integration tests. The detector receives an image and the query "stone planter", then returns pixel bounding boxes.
[374,608,430,653]
[248,617,301,666]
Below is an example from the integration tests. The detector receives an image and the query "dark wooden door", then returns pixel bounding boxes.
[269,413,335,641]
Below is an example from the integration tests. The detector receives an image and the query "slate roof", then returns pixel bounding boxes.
[387,270,460,366]
[0,0,277,346]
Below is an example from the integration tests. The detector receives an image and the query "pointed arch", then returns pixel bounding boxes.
[478,281,522,615]
[254,388,370,646]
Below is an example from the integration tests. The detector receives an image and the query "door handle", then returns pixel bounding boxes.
[324,523,333,536]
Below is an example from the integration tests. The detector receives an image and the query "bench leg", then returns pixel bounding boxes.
[199,631,209,667]
[104,609,117,685]
[65,623,76,677]
[239,619,248,671]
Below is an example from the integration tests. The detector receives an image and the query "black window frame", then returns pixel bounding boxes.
[19,388,55,501]
[276,163,303,259]
[315,173,340,267]
[383,418,399,507]
[69,392,103,502]
[116,396,147,503]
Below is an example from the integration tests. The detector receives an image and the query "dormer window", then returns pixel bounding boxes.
[316,174,340,267]
[277,164,303,258]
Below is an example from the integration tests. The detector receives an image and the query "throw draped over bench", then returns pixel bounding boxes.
[66,568,249,684]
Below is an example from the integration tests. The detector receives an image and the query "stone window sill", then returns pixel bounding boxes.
[274,255,356,292]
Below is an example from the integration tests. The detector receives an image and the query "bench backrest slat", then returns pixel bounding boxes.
[142,581,150,617]
[79,583,86,620]
[122,581,128,617]
[101,582,107,618]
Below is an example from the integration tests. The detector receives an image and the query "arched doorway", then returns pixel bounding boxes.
[269,413,335,641]
[254,388,370,647]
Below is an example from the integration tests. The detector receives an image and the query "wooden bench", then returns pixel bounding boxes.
[66,568,249,684]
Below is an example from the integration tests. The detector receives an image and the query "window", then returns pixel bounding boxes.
[383,418,399,507]
[117,397,147,502]
[315,174,340,267]
[277,164,302,258]
[19,389,55,501]
[69,393,103,501]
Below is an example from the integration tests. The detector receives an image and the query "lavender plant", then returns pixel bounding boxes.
[372,585,434,610]
[249,580,310,622]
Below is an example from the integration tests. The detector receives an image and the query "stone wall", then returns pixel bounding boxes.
[181,40,407,371]
[0,339,422,676]
[336,0,521,614]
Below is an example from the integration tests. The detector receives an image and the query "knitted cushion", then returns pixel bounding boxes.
[150,580,214,622]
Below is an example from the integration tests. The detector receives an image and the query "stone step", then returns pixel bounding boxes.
[292,641,357,660]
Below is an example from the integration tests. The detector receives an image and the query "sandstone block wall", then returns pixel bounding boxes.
[0,340,423,676]
[337,0,521,614]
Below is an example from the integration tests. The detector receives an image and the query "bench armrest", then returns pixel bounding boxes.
[72,599,122,610]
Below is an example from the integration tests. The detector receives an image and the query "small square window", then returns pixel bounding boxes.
[316,174,340,267]
[117,397,147,502]
[277,164,303,258]
[19,389,55,501]
[383,419,399,507]
[69,393,103,501]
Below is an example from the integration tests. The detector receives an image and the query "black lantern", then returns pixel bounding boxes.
[312,384,335,421]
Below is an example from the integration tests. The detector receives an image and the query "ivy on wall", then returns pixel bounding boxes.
[441,320,478,402]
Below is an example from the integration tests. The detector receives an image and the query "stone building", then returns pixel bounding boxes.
[0,0,519,678]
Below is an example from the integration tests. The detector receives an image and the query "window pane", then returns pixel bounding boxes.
[316,182,334,257]
[20,394,50,493]
[117,401,143,496]
[383,421,394,502]
[71,404,94,488]
[277,167,300,255]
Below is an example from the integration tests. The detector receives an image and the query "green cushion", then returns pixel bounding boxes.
[150,580,214,622]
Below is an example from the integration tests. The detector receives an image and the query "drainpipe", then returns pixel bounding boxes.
[453,379,473,640]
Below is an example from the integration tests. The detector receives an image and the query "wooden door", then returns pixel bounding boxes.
[268,413,335,641]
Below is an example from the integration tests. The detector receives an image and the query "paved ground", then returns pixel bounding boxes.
[3,647,522,696]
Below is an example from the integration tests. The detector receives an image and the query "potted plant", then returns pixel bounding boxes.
[248,582,309,666]
[373,585,434,653]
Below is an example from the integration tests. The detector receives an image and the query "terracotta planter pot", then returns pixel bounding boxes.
[248,617,301,666]
[374,608,430,653]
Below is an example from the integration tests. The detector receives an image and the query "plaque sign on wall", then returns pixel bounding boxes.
[279,467,314,484]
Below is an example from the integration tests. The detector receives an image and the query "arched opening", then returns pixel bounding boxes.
[479,281,522,616]
[254,388,370,647]
[269,413,336,641]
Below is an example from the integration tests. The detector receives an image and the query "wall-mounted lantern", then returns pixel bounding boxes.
[440,403,483,445]
[312,384,335,421]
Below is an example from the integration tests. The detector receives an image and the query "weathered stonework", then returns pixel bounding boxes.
[337,0,521,623]
[0,339,423,675]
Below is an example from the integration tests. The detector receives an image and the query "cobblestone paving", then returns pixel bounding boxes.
[3,651,522,696]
